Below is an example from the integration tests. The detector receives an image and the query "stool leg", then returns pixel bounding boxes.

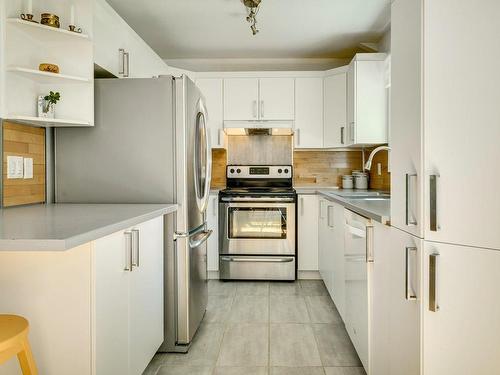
[17,338,37,375]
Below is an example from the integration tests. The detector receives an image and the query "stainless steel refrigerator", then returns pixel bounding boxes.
[55,76,212,352]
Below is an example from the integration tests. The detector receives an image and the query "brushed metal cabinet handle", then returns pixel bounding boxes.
[124,231,133,271]
[406,174,418,226]
[366,226,374,263]
[252,100,257,118]
[131,229,139,267]
[217,129,222,146]
[429,253,439,311]
[430,175,439,231]
[260,100,264,118]
[123,51,130,78]
[327,205,334,228]
[118,48,125,75]
[212,197,217,216]
[405,247,417,300]
[341,127,345,145]
[296,128,301,146]
[300,196,304,216]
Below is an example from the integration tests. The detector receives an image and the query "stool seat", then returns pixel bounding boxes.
[0,315,38,375]
[0,315,29,352]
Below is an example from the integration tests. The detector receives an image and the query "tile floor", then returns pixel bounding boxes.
[144,280,366,375]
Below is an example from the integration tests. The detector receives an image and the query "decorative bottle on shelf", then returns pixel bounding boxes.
[37,95,55,119]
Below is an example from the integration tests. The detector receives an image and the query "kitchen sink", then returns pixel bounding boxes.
[332,191,391,199]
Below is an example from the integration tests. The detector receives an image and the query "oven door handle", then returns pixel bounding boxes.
[220,256,294,263]
[220,197,295,202]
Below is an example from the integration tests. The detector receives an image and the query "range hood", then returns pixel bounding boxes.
[223,120,294,136]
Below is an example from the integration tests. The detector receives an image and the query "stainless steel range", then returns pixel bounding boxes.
[219,165,297,280]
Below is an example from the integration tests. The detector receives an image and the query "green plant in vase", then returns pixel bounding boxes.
[40,91,61,119]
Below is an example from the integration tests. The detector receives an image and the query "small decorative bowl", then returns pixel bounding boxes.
[39,63,60,74]
[41,13,60,28]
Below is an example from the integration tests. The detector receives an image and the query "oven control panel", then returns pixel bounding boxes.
[227,165,292,179]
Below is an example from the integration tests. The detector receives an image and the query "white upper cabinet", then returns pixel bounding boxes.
[422,0,500,249]
[223,78,294,121]
[223,78,259,121]
[259,78,295,120]
[94,0,169,78]
[346,54,388,146]
[324,70,348,148]
[196,78,225,148]
[295,77,324,149]
[297,194,319,271]
[391,0,500,250]
[423,241,500,375]
[390,0,424,239]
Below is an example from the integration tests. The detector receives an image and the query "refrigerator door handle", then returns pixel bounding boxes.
[189,230,212,249]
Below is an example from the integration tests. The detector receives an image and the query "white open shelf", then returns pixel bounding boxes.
[7,66,91,84]
[6,18,91,42]
[5,115,92,128]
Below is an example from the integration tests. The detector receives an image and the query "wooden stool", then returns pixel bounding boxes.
[0,315,38,375]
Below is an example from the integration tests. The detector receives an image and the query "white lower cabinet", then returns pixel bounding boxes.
[422,242,500,375]
[207,194,219,272]
[318,199,346,319]
[371,224,421,375]
[94,216,164,375]
[297,194,319,271]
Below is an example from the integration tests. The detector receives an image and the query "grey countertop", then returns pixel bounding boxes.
[296,187,390,225]
[0,204,177,251]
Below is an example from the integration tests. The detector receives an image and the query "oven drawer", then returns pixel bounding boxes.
[219,256,296,280]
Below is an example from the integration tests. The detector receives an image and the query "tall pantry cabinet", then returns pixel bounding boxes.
[390,0,500,374]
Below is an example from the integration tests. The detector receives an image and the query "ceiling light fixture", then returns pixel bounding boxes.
[243,0,261,35]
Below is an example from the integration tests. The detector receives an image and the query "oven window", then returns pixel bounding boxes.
[228,207,287,239]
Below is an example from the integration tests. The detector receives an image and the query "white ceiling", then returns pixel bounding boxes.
[106,0,390,60]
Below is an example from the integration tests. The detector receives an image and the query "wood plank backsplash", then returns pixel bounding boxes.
[211,148,227,188]
[2,122,46,207]
[293,150,363,187]
[211,147,391,191]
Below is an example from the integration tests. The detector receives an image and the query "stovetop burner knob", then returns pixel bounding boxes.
[230,168,235,174]
[284,168,289,174]
[236,168,241,173]
[278,168,283,174]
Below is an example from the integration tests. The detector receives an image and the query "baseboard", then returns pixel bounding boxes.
[298,270,321,280]
[208,270,219,280]
[208,270,321,280]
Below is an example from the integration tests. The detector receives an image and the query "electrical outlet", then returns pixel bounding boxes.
[377,163,382,176]
[7,156,24,179]
[24,158,34,179]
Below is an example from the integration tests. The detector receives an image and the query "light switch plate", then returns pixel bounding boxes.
[7,156,24,179]
[377,163,382,176]
[23,158,33,179]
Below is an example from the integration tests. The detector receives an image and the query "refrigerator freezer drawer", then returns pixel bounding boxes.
[219,256,296,280]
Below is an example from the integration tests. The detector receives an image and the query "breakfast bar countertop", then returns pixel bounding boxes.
[0,203,177,251]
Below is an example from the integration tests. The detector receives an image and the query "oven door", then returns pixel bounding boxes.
[219,200,296,255]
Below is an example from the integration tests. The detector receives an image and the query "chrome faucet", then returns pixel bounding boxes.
[364,146,391,170]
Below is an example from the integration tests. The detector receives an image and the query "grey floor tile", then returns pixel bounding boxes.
[229,295,269,323]
[324,367,366,375]
[156,366,213,375]
[299,280,329,296]
[214,367,268,375]
[270,281,302,296]
[270,366,325,375]
[236,281,270,296]
[312,324,362,367]
[217,323,269,366]
[209,280,237,296]
[205,295,234,323]
[270,323,322,367]
[142,354,165,375]
[270,295,310,323]
[305,296,342,324]
[163,323,225,367]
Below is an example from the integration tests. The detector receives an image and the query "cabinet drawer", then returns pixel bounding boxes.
[219,256,295,280]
